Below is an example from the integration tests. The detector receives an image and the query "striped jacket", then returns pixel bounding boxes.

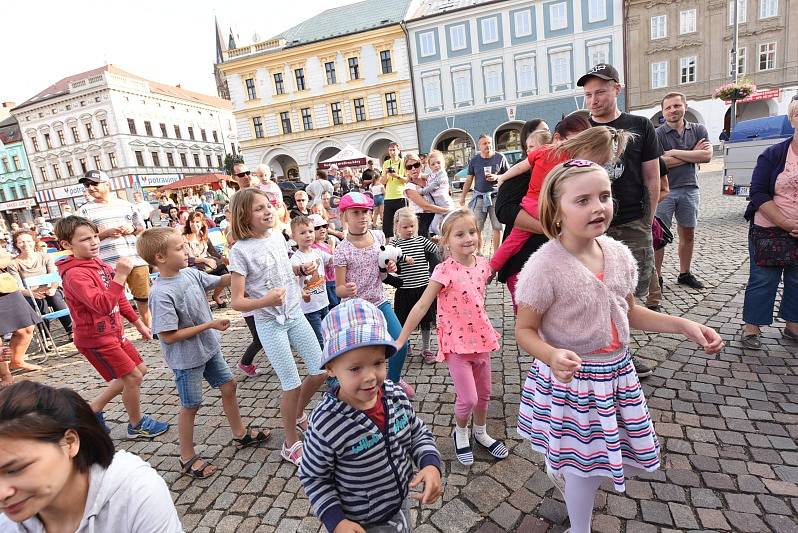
[299,380,441,532]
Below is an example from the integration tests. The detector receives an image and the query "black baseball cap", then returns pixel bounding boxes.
[577,63,620,87]
[78,169,111,185]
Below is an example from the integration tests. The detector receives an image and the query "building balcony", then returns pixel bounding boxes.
[225,38,288,61]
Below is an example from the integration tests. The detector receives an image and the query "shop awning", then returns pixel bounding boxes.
[156,173,229,192]
[318,144,369,170]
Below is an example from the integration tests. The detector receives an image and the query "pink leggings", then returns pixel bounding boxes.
[447,352,492,420]
[489,195,539,273]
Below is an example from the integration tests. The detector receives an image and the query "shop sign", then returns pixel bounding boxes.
[0,198,35,210]
[137,174,181,188]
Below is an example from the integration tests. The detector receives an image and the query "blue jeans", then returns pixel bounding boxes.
[305,307,329,349]
[378,301,408,383]
[743,234,798,325]
[173,351,234,408]
[326,280,340,309]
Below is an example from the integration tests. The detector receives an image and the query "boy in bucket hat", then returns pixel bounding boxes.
[299,298,441,533]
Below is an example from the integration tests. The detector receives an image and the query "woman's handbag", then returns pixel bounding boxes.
[750,224,798,267]
[652,216,674,251]
[0,272,18,294]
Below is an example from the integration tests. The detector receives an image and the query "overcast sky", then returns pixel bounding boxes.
[2,0,359,105]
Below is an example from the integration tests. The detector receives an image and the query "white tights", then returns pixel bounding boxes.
[563,465,646,533]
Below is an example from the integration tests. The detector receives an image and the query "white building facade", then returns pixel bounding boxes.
[407,0,624,166]
[12,65,237,219]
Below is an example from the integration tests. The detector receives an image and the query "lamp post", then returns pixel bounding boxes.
[730,0,740,133]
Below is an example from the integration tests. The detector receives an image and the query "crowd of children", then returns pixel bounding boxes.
[16,119,729,533]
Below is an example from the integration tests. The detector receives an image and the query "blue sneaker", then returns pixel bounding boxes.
[127,415,169,439]
[95,411,111,434]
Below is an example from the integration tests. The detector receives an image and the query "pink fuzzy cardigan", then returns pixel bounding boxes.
[515,236,638,355]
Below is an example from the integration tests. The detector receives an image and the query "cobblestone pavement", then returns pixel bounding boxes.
[18,167,798,532]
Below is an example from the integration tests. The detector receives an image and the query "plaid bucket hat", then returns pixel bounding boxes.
[321,298,398,366]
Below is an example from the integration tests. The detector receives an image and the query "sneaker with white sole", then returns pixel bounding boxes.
[127,415,169,439]
[237,361,264,377]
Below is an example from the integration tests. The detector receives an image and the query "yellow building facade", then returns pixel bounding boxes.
[217,0,418,181]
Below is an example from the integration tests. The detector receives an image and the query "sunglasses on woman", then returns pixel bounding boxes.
[314,224,328,230]
[406,162,422,169]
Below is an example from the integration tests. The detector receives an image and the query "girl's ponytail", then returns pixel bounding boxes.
[554,126,637,166]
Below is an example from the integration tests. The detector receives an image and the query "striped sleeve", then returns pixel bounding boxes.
[422,237,438,254]
[298,427,344,533]
[406,399,442,472]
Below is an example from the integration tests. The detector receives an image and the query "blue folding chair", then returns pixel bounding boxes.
[21,272,71,360]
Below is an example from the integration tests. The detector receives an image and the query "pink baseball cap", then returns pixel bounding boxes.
[338,192,374,212]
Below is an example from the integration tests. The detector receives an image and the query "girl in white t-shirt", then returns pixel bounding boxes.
[369,180,386,227]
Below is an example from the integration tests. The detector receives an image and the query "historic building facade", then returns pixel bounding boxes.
[11,65,236,218]
[407,0,624,167]
[624,0,798,142]
[0,116,36,225]
[216,0,417,182]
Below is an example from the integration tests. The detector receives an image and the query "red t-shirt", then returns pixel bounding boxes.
[526,145,571,199]
[362,388,387,433]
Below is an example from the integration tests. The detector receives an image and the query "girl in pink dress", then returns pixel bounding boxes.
[396,207,506,465]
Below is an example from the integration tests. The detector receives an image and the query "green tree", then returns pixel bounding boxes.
[223,153,244,176]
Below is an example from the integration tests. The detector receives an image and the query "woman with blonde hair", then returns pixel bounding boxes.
[402,153,450,237]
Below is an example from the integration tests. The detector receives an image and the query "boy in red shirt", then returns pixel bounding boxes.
[54,216,169,438]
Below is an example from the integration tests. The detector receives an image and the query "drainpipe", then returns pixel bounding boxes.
[401,21,424,153]
[621,0,629,112]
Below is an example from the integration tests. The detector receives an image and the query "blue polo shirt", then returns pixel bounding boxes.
[655,121,708,189]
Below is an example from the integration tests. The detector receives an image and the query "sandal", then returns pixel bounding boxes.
[179,455,219,479]
[232,428,271,448]
[281,441,303,466]
[741,331,763,350]
[422,350,436,364]
[296,412,309,432]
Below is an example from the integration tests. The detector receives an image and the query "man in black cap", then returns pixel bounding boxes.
[578,63,662,378]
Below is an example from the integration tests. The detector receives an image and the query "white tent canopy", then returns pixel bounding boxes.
[318,144,369,170]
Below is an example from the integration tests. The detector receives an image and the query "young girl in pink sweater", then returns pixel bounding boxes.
[514,160,725,533]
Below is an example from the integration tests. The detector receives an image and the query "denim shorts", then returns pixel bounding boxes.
[373,194,385,206]
[656,186,700,229]
[471,194,501,232]
[173,351,234,408]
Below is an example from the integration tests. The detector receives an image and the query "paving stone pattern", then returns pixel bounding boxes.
[20,169,798,532]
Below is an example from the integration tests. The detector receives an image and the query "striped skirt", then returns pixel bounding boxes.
[517,348,660,492]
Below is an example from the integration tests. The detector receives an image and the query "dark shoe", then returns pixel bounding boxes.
[646,304,661,312]
[632,358,653,378]
[179,455,219,479]
[677,272,705,290]
[95,411,111,434]
[741,331,763,350]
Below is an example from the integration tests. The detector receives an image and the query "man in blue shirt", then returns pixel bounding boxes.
[655,92,713,291]
[460,134,509,254]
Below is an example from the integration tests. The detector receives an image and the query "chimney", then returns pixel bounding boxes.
[176,84,181,88]
[1,102,15,109]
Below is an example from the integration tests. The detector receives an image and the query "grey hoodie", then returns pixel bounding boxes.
[0,451,183,533]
